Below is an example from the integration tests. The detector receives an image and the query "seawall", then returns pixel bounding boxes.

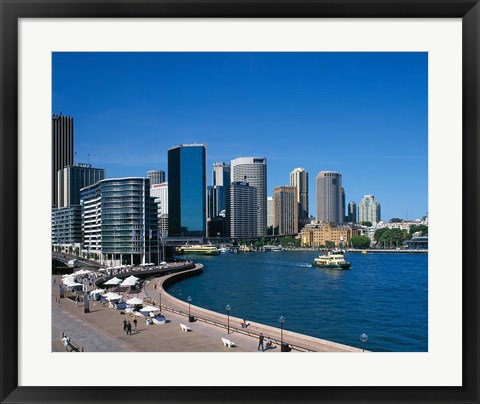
[145,264,364,353]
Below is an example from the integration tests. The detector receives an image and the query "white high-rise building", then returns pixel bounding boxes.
[316,171,344,224]
[231,157,267,237]
[150,182,168,215]
[358,195,381,225]
[289,167,309,231]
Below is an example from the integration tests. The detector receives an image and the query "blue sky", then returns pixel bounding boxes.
[52,52,428,221]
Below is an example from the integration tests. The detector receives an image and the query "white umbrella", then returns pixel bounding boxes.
[126,297,144,305]
[62,278,79,286]
[90,288,105,295]
[74,269,92,275]
[104,292,123,301]
[120,275,139,286]
[140,305,160,312]
[64,281,82,287]
[104,277,122,285]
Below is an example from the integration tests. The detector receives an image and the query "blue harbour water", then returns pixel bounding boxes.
[165,251,428,352]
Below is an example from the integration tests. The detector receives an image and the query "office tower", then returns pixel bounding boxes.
[267,196,274,231]
[274,186,298,235]
[168,144,207,237]
[227,181,258,239]
[208,162,230,219]
[208,186,227,219]
[358,195,381,225]
[52,113,74,207]
[289,168,309,231]
[150,182,169,215]
[81,178,158,265]
[347,201,357,223]
[148,170,166,186]
[231,157,267,237]
[57,163,106,208]
[212,162,231,187]
[316,171,344,224]
[341,187,346,222]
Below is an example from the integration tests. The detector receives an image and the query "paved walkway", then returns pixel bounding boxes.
[52,276,276,353]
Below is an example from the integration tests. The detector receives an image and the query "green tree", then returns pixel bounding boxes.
[361,221,373,227]
[350,235,371,249]
[409,224,428,237]
[325,240,336,249]
[374,228,388,243]
[390,217,403,223]
[379,228,408,248]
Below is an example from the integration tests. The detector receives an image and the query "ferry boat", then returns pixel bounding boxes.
[312,252,351,270]
[263,245,283,252]
[177,245,221,255]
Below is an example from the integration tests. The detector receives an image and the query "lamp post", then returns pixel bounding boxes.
[162,231,166,263]
[159,290,162,314]
[187,296,193,322]
[279,316,286,351]
[226,304,231,334]
[359,333,368,352]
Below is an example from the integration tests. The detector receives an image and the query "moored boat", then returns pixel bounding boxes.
[177,245,221,255]
[312,252,351,269]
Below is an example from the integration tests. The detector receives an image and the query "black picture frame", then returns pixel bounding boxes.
[1,1,478,403]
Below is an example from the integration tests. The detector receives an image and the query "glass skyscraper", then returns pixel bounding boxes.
[168,144,207,237]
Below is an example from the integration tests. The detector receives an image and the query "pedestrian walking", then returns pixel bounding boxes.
[123,319,128,332]
[258,333,265,352]
[133,318,138,332]
[62,335,70,352]
[126,321,132,335]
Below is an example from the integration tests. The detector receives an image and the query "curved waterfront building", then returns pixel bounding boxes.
[231,157,267,237]
[316,171,344,224]
[81,177,159,266]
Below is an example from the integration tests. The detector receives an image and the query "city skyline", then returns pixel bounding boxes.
[52,52,428,220]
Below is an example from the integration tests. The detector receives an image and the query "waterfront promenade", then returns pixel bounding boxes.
[52,266,363,353]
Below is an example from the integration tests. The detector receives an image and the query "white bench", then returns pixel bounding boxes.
[222,337,236,348]
[180,323,191,332]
